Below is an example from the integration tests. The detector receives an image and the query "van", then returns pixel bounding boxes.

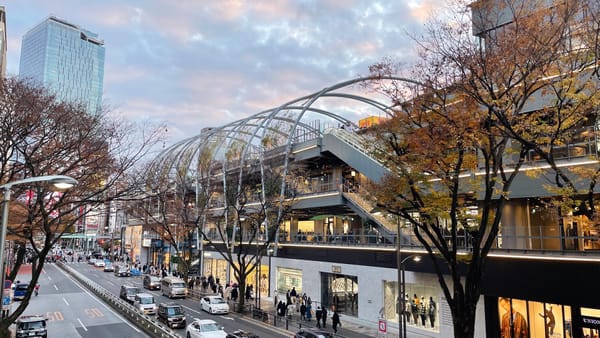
[114,265,131,277]
[133,292,157,315]
[119,284,140,304]
[13,283,29,301]
[161,277,188,298]
[15,315,47,338]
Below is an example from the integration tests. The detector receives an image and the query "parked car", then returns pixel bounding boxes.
[226,329,260,338]
[186,319,227,338]
[200,295,230,314]
[294,328,334,338]
[143,275,161,290]
[103,262,115,272]
[15,314,47,338]
[130,268,142,276]
[119,284,140,304]
[114,265,131,277]
[133,292,157,315]
[157,302,186,329]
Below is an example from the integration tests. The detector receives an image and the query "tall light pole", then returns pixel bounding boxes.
[399,253,421,338]
[0,175,78,310]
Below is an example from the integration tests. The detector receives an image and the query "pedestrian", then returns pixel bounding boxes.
[231,285,238,301]
[315,306,322,328]
[300,302,307,321]
[321,306,328,328]
[332,309,341,334]
[306,301,312,321]
[34,283,40,296]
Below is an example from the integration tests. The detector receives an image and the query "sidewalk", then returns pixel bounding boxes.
[239,296,381,338]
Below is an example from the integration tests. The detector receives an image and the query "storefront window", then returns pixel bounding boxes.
[404,284,439,331]
[321,273,358,316]
[528,302,563,338]
[581,307,600,338]
[498,298,572,338]
[276,267,302,295]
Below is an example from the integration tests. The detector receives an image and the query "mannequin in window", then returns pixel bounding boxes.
[499,297,529,338]
[539,305,555,336]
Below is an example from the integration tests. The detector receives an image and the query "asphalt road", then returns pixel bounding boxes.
[62,261,291,337]
[12,263,148,338]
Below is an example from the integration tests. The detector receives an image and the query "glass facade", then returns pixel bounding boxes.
[276,267,302,295]
[19,16,105,115]
[383,280,439,332]
[498,297,573,338]
[321,272,358,316]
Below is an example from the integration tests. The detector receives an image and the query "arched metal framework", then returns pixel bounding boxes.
[145,75,429,259]
[148,76,424,184]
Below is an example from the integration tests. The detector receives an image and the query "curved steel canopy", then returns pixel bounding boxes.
[149,76,421,184]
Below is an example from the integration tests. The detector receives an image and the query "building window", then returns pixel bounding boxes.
[276,267,302,295]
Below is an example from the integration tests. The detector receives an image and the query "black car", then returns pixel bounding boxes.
[226,329,260,338]
[294,328,334,338]
[157,302,186,329]
[143,275,161,290]
[119,284,140,304]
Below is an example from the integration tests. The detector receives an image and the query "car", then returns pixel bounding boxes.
[133,292,157,315]
[88,258,97,265]
[200,295,230,314]
[185,318,227,338]
[157,302,186,329]
[13,283,29,301]
[15,314,47,338]
[94,260,106,267]
[114,265,131,277]
[103,262,115,272]
[294,328,334,338]
[226,329,260,338]
[119,284,140,304]
[161,276,188,298]
[143,275,161,290]
[130,268,141,276]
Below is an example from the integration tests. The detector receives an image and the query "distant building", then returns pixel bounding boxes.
[19,16,105,115]
[0,6,7,78]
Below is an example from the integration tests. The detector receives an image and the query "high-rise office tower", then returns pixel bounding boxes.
[0,7,7,78]
[19,16,105,115]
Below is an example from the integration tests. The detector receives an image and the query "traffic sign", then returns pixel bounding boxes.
[378,319,387,333]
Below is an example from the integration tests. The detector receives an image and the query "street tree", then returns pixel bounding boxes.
[365,1,600,337]
[0,77,165,335]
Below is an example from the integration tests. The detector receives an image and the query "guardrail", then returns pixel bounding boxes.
[57,262,180,338]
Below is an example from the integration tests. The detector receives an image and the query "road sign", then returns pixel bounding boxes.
[378,319,387,333]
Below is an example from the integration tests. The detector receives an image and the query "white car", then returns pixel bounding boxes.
[94,260,106,267]
[185,319,227,338]
[200,295,230,314]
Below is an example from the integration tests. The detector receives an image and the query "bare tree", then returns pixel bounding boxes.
[0,77,165,335]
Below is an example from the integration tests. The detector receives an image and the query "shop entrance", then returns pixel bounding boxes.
[321,273,358,315]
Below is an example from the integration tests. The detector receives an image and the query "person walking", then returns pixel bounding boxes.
[300,302,307,321]
[315,306,322,328]
[321,306,328,328]
[332,309,341,334]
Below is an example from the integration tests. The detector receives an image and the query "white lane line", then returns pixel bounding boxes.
[77,318,88,331]
[54,284,58,290]
[63,298,70,306]
[47,276,52,281]
[182,305,202,316]
[55,266,142,333]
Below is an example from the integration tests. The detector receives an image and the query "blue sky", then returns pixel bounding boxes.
[4,0,444,143]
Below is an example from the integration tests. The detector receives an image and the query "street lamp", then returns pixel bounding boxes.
[0,175,78,309]
[398,254,421,338]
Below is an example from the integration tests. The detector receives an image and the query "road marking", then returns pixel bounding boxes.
[63,298,70,306]
[182,304,202,316]
[222,316,234,320]
[48,276,52,281]
[54,284,58,290]
[56,267,142,333]
[77,318,88,331]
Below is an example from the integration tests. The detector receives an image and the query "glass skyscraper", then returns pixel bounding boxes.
[19,16,105,115]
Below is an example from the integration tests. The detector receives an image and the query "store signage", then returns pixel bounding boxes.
[331,265,342,273]
[378,319,387,333]
[581,315,600,329]
[142,238,151,247]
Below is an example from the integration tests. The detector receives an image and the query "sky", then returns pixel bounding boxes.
[3,0,446,144]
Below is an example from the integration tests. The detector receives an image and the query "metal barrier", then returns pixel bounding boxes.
[57,262,179,338]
